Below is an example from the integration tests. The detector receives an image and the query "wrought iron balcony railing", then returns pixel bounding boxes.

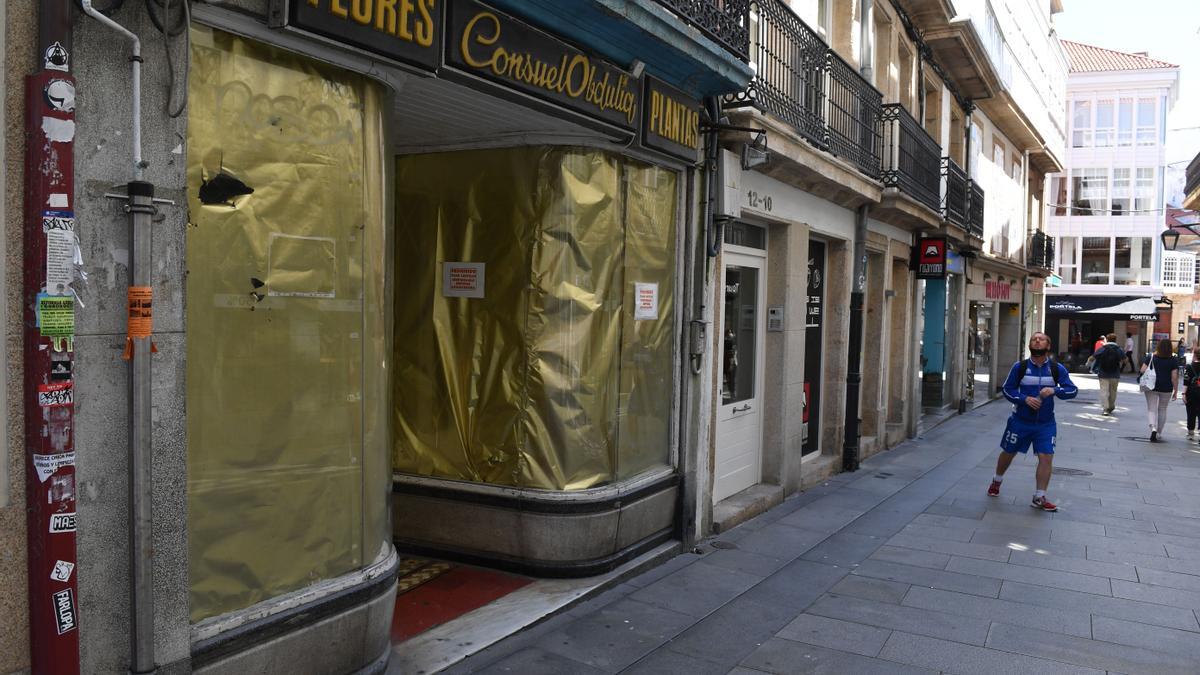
[654,0,751,62]
[967,180,985,239]
[1027,231,1054,270]
[880,103,940,213]
[826,49,882,179]
[724,0,881,180]
[941,157,968,228]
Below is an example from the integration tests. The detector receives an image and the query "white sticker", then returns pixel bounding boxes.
[53,589,76,635]
[442,262,486,299]
[41,116,76,143]
[32,452,75,483]
[44,42,69,72]
[42,211,74,233]
[49,512,77,533]
[48,193,69,208]
[634,282,659,320]
[51,560,75,582]
[46,230,75,295]
[44,80,76,112]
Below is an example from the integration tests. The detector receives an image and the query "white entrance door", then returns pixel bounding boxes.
[714,250,766,503]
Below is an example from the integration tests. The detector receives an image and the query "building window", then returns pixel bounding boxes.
[1050,175,1067,216]
[1071,168,1108,215]
[790,0,830,41]
[1118,98,1133,146]
[1058,236,1078,284]
[1072,100,1091,148]
[1135,167,1156,213]
[1081,237,1111,284]
[1094,99,1114,147]
[992,138,1005,167]
[1114,237,1152,285]
[1161,254,1194,290]
[1112,168,1131,216]
[1163,256,1178,285]
[1137,97,1156,146]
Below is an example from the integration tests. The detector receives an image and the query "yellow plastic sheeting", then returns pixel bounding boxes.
[186,28,388,622]
[393,147,678,490]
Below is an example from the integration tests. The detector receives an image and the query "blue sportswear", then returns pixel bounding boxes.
[1002,358,1078,425]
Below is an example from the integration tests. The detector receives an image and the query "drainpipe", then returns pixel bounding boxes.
[78,3,157,673]
[25,2,80,672]
[843,0,874,472]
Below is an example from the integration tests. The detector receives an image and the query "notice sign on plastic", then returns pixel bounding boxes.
[32,452,75,483]
[634,282,659,320]
[443,262,485,298]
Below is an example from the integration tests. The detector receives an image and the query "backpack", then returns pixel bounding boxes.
[1097,345,1123,372]
[1022,358,1061,386]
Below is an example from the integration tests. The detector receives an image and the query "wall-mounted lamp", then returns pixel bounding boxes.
[629,60,646,79]
[1162,228,1181,251]
[741,131,769,170]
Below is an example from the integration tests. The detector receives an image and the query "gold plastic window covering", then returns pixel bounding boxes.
[186,28,389,622]
[393,147,678,490]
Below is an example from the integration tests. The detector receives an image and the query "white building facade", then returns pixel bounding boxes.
[1045,41,1180,364]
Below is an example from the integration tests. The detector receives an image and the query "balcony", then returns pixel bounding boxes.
[654,0,751,61]
[1027,231,1054,271]
[725,0,881,182]
[967,180,985,239]
[880,104,941,213]
[941,157,968,229]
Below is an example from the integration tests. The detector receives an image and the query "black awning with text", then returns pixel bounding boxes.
[1045,295,1159,321]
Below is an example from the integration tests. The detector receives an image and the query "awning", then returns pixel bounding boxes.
[1045,295,1159,321]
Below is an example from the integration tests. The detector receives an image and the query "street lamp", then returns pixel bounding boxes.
[1162,228,1181,251]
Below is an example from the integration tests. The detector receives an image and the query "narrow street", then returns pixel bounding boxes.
[448,373,1200,674]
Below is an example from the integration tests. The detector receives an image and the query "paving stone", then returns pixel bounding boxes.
[660,596,798,668]
[623,551,702,589]
[535,614,670,672]
[868,545,949,570]
[741,637,937,675]
[1000,580,1200,631]
[1110,577,1200,610]
[731,525,829,562]
[969,528,1052,548]
[884,532,1013,562]
[799,532,886,567]
[1154,517,1200,539]
[628,561,761,618]
[901,586,1092,638]
[1165,543,1200,560]
[1007,549,1137,580]
[699,547,789,578]
[896,523,975,543]
[775,613,891,657]
[877,630,1104,675]
[473,647,606,675]
[1135,565,1200,591]
[945,555,1112,595]
[839,508,921,538]
[804,593,991,645]
[851,558,1002,598]
[924,501,986,519]
[1087,548,1200,575]
[621,648,731,675]
[986,620,1198,675]
[584,597,696,641]
[826,575,910,605]
[1091,614,1200,659]
[778,505,864,533]
[739,559,848,611]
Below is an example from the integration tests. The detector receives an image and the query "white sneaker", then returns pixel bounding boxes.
[1190,431,1195,439]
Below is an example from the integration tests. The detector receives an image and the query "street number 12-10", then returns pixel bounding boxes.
[746,190,772,212]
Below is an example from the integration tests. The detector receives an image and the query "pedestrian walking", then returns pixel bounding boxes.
[1094,333,1124,415]
[1184,347,1200,440]
[1093,335,1106,356]
[988,332,1078,511]
[1179,337,1188,361]
[1139,338,1180,442]
[1125,333,1136,373]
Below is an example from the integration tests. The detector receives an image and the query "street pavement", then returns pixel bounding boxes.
[445,373,1200,674]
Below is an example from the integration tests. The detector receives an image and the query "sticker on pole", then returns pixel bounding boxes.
[634,282,659,320]
[36,295,75,337]
[52,589,77,635]
[50,560,75,582]
[127,286,153,338]
[32,452,75,483]
[46,229,75,295]
[37,382,73,408]
[49,512,77,533]
[44,42,69,72]
[42,210,74,233]
[442,262,485,298]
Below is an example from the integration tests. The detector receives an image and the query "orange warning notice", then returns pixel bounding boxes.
[127,286,153,338]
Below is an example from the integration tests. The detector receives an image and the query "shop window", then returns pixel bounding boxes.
[1114,237,1152,285]
[392,148,678,490]
[1081,237,1111,285]
[186,29,389,622]
[1071,168,1107,216]
[1072,100,1091,148]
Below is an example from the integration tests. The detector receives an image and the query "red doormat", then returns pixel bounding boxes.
[390,557,532,643]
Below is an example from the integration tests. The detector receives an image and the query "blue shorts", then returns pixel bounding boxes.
[1000,417,1056,455]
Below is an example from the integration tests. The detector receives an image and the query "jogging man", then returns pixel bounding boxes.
[988,332,1078,511]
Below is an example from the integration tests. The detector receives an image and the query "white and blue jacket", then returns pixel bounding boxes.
[1002,358,1078,425]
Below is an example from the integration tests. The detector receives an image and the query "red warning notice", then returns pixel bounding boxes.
[442,262,485,298]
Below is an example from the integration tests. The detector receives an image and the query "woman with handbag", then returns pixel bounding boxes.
[1184,348,1200,440]
[1140,339,1180,442]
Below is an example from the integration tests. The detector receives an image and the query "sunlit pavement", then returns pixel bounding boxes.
[446,373,1200,674]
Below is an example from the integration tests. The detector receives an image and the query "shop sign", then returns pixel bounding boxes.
[641,77,700,162]
[946,249,964,275]
[447,0,640,132]
[984,279,1012,302]
[1046,273,1062,287]
[915,237,947,279]
[1026,276,1045,293]
[271,0,442,71]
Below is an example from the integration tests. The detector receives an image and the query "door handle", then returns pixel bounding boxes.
[733,404,752,413]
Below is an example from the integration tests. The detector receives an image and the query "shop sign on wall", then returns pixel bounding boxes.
[446,0,641,132]
[984,279,1012,301]
[443,262,485,298]
[915,237,947,279]
[641,77,700,162]
[271,0,442,71]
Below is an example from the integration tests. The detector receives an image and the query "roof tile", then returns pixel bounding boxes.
[1061,40,1177,73]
